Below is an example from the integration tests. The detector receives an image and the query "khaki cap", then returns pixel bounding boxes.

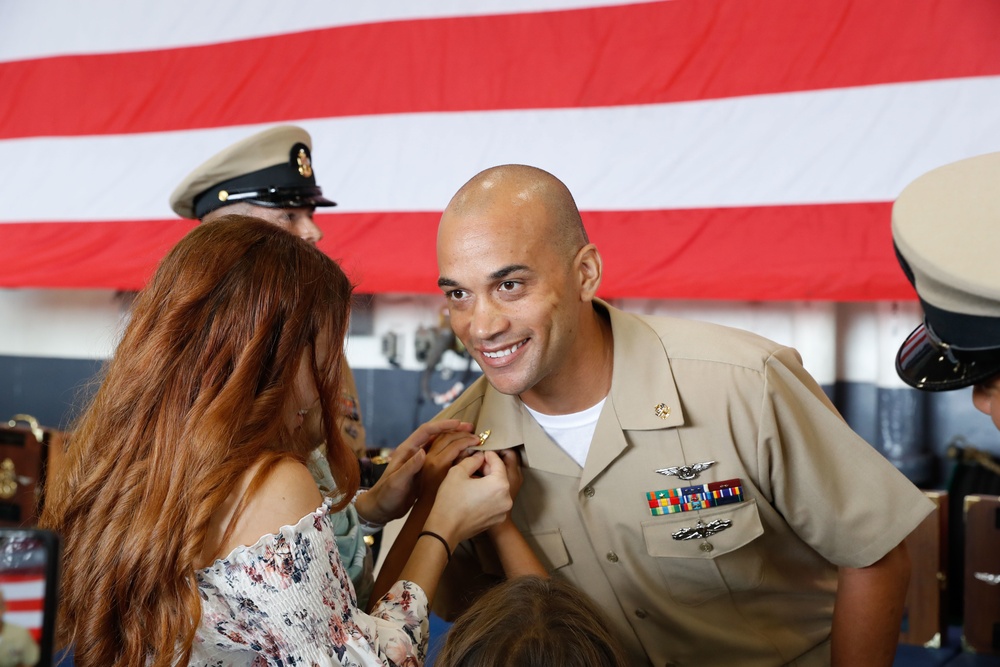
[169,125,336,219]
[893,151,1000,390]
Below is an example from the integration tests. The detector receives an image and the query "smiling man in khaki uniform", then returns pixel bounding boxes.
[430,164,934,667]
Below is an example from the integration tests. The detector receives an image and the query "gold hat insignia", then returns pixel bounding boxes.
[296,148,313,178]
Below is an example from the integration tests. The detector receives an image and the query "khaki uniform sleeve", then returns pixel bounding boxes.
[759,347,934,567]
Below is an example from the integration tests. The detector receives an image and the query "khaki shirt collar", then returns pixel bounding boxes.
[476,300,685,487]
[601,299,685,431]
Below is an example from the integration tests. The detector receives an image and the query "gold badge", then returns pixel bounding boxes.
[218,190,229,202]
[296,148,313,178]
[478,429,492,446]
[654,403,670,419]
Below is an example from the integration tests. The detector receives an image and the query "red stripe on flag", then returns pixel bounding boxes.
[2,0,998,139]
[0,570,44,583]
[0,203,915,300]
[587,203,913,301]
[0,220,197,290]
[4,599,43,613]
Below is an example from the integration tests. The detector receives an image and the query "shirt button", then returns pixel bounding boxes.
[700,542,714,553]
[606,551,619,563]
[634,608,648,619]
[584,486,595,498]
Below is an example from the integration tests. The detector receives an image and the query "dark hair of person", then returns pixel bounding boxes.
[39,216,357,667]
[435,576,629,667]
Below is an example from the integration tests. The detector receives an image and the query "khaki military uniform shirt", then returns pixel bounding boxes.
[435,301,933,667]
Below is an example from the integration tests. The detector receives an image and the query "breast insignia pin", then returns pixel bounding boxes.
[655,460,717,481]
[671,519,733,541]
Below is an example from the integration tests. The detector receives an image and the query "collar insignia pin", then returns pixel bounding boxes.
[477,429,491,446]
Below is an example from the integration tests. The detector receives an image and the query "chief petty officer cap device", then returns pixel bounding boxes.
[169,125,336,220]
[893,151,1000,391]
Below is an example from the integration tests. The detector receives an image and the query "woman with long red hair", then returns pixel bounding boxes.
[40,216,512,666]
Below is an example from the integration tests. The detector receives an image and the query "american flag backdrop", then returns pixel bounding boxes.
[1,0,999,299]
[0,570,45,642]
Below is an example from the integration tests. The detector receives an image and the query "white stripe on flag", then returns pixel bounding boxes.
[0,580,44,601]
[4,611,42,631]
[2,76,998,223]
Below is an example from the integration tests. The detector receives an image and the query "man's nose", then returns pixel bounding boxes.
[470,298,507,341]
[294,216,323,244]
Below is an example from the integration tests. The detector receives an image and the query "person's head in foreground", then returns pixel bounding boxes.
[39,216,355,665]
[170,125,335,243]
[893,151,1000,429]
[435,576,629,667]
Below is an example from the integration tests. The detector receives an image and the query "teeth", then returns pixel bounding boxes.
[483,340,525,359]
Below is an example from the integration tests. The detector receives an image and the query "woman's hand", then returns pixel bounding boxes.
[354,419,474,526]
[419,426,481,498]
[424,451,512,548]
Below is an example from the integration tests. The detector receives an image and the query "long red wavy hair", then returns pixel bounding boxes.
[39,216,359,666]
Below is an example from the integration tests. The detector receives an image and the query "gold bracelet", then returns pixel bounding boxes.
[417,531,452,563]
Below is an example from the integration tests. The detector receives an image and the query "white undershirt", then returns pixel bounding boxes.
[524,398,607,468]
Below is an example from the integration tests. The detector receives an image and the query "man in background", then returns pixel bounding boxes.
[170,125,367,459]
[893,151,1000,418]
[169,126,378,603]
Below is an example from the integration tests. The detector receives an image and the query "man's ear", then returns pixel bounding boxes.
[576,243,603,301]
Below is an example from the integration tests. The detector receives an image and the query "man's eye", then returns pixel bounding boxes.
[499,281,517,291]
[447,289,467,300]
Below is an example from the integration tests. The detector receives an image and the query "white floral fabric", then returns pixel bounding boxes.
[190,499,427,666]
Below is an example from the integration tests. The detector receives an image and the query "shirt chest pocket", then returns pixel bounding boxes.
[641,499,765,605]
[480,528,571,578]
[522,529,571,572]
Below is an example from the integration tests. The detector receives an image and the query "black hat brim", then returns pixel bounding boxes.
[896,323,1000,391]
[240,190,336,210]
[274,193,336,209]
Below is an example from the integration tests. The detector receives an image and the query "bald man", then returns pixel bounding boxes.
[428,165,933,667]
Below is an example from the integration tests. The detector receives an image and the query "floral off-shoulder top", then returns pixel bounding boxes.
[190,498,428,666]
